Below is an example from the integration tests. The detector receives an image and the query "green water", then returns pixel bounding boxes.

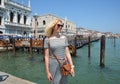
[0,38,120,84]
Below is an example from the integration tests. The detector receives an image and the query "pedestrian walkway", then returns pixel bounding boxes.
[0,71,36,84]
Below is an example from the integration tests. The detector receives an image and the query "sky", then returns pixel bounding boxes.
[18,0,120,33]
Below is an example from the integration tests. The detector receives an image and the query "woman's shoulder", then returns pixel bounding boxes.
[48,35,66,39]
[60,35,67,39]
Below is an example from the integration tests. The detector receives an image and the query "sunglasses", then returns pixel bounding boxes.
[57,24,63,28]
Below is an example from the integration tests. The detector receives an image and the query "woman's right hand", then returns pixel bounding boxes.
[47,72,53,81]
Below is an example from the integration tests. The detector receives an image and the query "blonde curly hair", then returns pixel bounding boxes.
[45,19,62,37]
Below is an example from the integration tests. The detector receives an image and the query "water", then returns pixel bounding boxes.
[0,38,120,84]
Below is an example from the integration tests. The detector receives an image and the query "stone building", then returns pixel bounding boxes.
[76,27,102,38]
[0,0,31,36]
[31,14,76,38]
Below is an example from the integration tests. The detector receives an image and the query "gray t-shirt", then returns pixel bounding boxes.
[44,36,69,58]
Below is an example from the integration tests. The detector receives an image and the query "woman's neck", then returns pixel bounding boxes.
[51,32,60,38]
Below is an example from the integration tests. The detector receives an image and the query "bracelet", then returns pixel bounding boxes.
[71,65,75,68]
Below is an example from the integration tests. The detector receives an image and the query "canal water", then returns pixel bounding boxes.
[0,38,120,84]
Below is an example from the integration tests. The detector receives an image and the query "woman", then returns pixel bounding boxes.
[44,19,75,84]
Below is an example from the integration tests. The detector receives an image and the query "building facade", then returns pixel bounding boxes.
[0,0,31,36]
[31,14,76,38]
[76,27,102,38]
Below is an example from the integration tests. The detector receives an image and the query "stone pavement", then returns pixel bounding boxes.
[0,71,36,84]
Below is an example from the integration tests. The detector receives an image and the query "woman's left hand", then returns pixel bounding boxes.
[70,68,75,77]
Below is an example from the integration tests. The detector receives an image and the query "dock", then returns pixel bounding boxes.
[0,35,100,56]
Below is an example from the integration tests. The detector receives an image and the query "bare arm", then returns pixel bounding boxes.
[44,48,52,81]
[66,47,74,66]
[44,48,49,74]
[66,46,75,76]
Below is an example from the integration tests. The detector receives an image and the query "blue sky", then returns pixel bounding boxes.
[18,0,120,33]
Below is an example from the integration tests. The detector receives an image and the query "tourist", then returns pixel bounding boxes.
[44,19,75,84]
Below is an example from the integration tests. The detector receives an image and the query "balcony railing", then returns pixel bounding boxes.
[4,21,31,28]
[0,5,5,9]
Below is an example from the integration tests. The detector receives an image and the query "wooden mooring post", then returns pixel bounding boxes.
[100,35,105,67]
[13,38,16,57]
[88,36,91,58]
[6,40,8,51]
[114,36,116,47]
[29,38,33,60]
[74,36,77,56]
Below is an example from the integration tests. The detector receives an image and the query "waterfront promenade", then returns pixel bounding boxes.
[0,71,36,84]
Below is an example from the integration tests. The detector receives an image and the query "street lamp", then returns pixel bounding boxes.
[33,13,39,38]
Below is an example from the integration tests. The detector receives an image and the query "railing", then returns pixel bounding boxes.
[0,5,5,9]
[4,21,31,28]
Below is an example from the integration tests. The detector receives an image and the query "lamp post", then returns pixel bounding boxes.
[33,13,39,38]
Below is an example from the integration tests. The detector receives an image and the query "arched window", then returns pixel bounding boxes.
[17,13,20,24]
[0,16,2,25]
[43,20,46,25]
[68,25,70,28]
[0,0,1,5]
[63,23,64,27]
[66,25,67,28]
[37,21,39,26]
[23,31,27,35]
[0,31,3,34]
[10,12,14,23]
[24,15,27,24]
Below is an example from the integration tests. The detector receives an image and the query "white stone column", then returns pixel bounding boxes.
[27,16,31,25]
[13,11,17,23]
[1,0,4,7]
[7,10,10,22]
[20,14,23,24]
[2,16,4,26]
